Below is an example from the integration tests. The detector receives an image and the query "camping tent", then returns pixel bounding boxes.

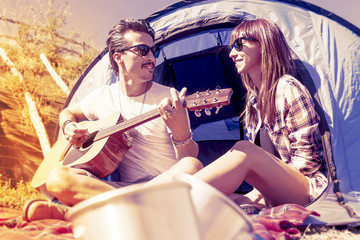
[64,0,360,226]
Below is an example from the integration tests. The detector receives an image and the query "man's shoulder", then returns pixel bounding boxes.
[88,81,119,95]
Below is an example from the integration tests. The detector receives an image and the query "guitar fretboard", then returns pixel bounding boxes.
[93,108,160,142]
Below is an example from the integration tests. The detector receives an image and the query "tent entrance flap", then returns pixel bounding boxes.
[154,46,246,129]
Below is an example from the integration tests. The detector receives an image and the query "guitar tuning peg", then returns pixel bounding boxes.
[215,86,221,94]
[204,108,211,116]
[196,91,201,97]
[195,110,202,117]
[206,89,211,95]
[215,106,222,114]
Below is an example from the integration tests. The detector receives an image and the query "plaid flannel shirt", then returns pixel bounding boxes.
[246,75,326,179]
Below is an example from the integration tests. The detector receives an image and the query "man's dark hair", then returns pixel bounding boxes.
[106,19,155,76]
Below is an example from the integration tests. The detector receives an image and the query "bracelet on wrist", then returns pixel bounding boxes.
[61,120,73,135]
[171,133,193,147]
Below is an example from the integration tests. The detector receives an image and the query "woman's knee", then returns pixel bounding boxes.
[177,157,204,174]
[232,140,263,158]
[233,140,256,151]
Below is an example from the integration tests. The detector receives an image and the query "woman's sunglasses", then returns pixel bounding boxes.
[122,44,161,58]
[228,37,258,52]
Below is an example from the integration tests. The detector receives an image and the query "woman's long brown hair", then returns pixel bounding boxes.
[230,18,296,128]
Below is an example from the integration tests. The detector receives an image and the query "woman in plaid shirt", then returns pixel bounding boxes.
[192,18,328,207]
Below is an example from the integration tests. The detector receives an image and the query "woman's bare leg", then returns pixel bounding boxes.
[194,140,310,206]
[147,157,204,185]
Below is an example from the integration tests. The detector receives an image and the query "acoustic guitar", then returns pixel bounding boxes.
[31,88,233,189]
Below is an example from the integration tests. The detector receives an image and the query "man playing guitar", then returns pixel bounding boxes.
[24,19,201,221]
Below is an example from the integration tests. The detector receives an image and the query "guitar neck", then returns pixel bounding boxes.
[89,87,233,143]
[93,109,160,142]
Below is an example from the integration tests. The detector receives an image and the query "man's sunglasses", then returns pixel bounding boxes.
[228,37,258,52]
[122,44,161,58]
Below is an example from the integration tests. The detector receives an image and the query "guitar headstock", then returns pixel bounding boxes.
[184,87,233,117]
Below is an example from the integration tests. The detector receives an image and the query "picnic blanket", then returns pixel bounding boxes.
[0,208,73,240]
[252,204,320,240]
[0,204,318,240]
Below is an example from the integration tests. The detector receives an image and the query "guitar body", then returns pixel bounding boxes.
[31,112,131,189]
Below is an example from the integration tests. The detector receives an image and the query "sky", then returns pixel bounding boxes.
[1,0,359,50]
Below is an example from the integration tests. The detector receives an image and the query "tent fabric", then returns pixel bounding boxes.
[64,0,360,226]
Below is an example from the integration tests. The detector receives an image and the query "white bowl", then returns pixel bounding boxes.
[173,174,253,240]
[69,181,201,240]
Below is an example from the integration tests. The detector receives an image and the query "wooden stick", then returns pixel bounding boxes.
[40,53,70,96]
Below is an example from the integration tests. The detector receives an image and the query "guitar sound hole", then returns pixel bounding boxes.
[82,132,97,149]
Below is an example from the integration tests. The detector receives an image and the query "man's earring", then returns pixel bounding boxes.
[114,54,121,63]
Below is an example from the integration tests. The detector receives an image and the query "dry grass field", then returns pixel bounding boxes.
[0,0,98,183]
